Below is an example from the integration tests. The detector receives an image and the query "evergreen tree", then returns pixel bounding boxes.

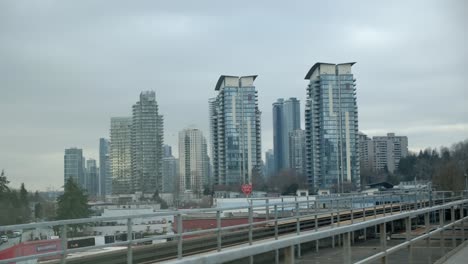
[20,183,29,205]
[56,178,91,220]
[0,169,9,194]
[151,190,168,209]
[56,179,91,237]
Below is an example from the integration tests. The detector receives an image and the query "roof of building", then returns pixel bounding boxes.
[304,62,356,79]
[215,75,258,91]
[367,181,394,189]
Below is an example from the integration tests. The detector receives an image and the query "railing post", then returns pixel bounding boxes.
[343,232,351,264]
[337,199,341,227]
[425,212,431,263]
[248,205,253,245]
[374,196,377,219]
[440,209,445,254]
[314,201,319,252]
[60,224,67,264]
[274,204,278,239]
[406,216,412,263]
[274,204,279,264]
[451,206,456,248]
[380,222,387,264]
[382,195,386,217]
[400,195,403,213]
[363,197,366,222]
[266,199,270,222]
[461,202,465,242]
[296,201,301,258]
[390,194,393,215]
[127,218,133,264]
[177,213,183,259]
[216,210,221,252]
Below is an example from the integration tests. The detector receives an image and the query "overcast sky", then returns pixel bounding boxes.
[1,0,467,191]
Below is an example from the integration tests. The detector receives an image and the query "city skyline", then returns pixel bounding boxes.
[1,1,466,190]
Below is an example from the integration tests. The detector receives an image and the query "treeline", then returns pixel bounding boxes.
[364,139,468,191]
[0,170,55,225]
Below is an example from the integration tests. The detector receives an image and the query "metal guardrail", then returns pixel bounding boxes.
[0,191,463,264]
[165,198,468,264]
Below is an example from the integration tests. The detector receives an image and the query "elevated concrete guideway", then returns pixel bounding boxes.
[0,191,466,264]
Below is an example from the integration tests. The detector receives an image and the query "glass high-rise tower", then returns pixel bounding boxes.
[210,75,262,188]
[305,63,360,193]
[99,138,110,198]
[64,148,85,188]
[273,98,301,173]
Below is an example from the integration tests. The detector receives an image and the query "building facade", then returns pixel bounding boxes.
[86,159,99,198]
[99,138,110,198]
[264,149,275,178]
[305,63,360,193]
[358,132,374,172]
[272,98,301,173]
[163,144,172,158]
[178,128,209,197]
[289,129,306,177]
[162,155,178,194]
[64,148,85,189]
[131,91,164,194]
[372,133,408,173]
[110,117,132,194]
[209,75,262,188]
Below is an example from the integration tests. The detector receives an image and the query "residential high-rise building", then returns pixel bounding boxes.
[162,155,178,194]
[373,133,408,173]
[358,132,374,172]
[289,129,306,177]
[64,148,85,189]
[99,138,110,197]
[131,91,164,194]
[178,128,209,197]
[163,144,172,158]
[110,117,132,194]
[273,98,301,173]
[305,63,360,193]
[209,75,262,187]
[264,149,275,178]
[86,159,99,198]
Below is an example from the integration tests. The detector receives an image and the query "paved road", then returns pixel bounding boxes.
[0,227,54,252]
[0,236,20,251]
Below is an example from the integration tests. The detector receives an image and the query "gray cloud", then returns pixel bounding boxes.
[0,0,467,190]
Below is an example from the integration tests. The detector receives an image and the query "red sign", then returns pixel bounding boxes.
[241,184,253,196]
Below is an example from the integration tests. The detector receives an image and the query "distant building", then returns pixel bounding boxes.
[264,149,275,178]
[305,63,360,192]
[358,132,374,171]
[209,75,262,187]
[373,133,408,173]
[131,91,164,194]
[99,138,110,198]
[64,148,85,189]
[178,128,209,198]
[163,144,172,158]
[86,159,99,198]
[273,98,301,173]
[289,129,306,176]
[110,117,132,194]
[162,156,178,194]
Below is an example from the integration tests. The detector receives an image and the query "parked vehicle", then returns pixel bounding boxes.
[13,230,22,237]
[1,235,8,243]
